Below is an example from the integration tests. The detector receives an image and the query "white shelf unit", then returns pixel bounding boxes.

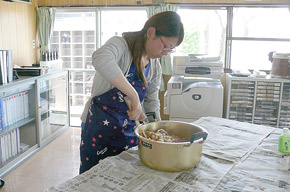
[0,79,37,177]
[69,70,95,126]
[51,30,95,70]
[51,30,96,126]
[224,74,290,128]
[0,71,69,177]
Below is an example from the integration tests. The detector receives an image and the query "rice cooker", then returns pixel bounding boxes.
[271,53,290,79]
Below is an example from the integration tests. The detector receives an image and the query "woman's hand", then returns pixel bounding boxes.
[110,74,146,122]
[125,95,146,121]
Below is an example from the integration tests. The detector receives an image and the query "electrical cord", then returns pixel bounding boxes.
[0,178,4,188]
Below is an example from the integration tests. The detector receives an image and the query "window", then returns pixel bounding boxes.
[52,8,146,126]
[100,9,147,45]
[176,8,227,62]
[232,8,290,39]
[51,6,290,126]
[229,7,290,71]
[52,10,96,126]
[52,11,96,69]
[231,40,290,71]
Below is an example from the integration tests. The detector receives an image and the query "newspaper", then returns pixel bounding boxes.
[46,117,288,192]
[215,129,290,192]
[46,147,234,192]
[193,117,275,162]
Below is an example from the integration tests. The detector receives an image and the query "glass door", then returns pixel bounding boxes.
[0,79,37,176]
[37,71,69,145]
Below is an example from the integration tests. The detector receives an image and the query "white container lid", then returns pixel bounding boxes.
[283,127,289,134]
[273,53,290,59]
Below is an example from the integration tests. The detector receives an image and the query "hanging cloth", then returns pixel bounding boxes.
[37,7,56,59]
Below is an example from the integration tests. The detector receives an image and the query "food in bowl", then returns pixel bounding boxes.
[135,121,208,172]
[139,128,187,143]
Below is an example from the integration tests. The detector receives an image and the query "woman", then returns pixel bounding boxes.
[79,11,184,174]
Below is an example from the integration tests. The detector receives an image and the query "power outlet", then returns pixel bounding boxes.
[32,40,36,48]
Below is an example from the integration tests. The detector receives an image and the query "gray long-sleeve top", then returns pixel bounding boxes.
[80,36,162,123]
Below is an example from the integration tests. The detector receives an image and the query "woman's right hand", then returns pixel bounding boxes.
[125,95,146,122]
[110,74,146,121]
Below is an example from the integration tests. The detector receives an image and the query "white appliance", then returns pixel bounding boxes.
[164,76,224,122]
[164,55,224,123]
[173,56,224,77]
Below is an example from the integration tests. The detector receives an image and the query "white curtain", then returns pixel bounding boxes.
[146,4,179,91]
[146,3,178,18]
[37,7,56,59]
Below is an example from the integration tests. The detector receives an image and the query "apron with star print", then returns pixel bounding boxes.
[80,61,151,174]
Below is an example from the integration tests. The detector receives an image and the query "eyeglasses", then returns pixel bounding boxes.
[159,36,176,53]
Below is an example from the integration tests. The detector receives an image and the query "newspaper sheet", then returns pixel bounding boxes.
[46,147,234,192]
[194,117,275,162]
[215,129,290,192]
[46,117,287,192]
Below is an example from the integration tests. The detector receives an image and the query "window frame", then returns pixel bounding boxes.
[225,5,290,70]
[55,7,147,49]
[177,6,228,62]
[54,4,290,70]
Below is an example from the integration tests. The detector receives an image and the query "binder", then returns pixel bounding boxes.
[4,134,8,162]
[0,51,5,85]
[7,132,12,160]
[0,135,6,163]
[0,50,13,85]
[20,93,25,120]
[16,128,20,153]
[6,50,13,83]
[24,91,29,118]
[1,50,7,85]
[11,130,17,157]
[0,98,5,130]
[2,98,7,128]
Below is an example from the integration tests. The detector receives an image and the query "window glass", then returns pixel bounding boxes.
[232,8,290,38]
[231,7,290,71]
[231,40,290,71]
[176,8,227,61]
[52,11,96,126]
[54,12,96,31]
[100,9,147,45]
[53,11,96,69]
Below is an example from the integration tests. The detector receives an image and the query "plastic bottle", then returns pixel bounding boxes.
[278,128,290,154]
[277,128,290,171]
[55,49,59,60]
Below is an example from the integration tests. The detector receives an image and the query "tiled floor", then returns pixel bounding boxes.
[1,127,81,192]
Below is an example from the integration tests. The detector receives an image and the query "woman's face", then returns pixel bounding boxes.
[144,27,179,59]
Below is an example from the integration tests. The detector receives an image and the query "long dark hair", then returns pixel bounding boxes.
[123,11,184,87]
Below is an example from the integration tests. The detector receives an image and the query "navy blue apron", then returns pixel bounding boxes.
[80,61,151,174]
